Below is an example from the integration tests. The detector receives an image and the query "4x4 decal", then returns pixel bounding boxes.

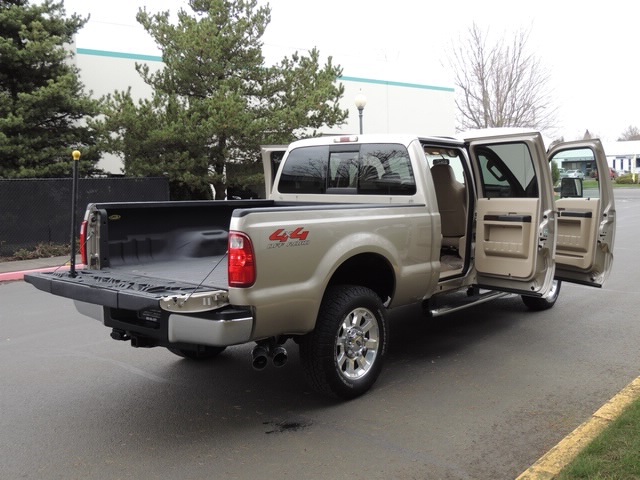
[268,227,310,247]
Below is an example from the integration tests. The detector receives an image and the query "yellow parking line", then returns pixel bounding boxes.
[516,376,640,480]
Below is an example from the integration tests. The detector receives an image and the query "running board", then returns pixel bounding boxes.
[428,290,512,318]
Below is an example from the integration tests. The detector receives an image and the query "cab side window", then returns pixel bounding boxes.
[475,142,537,198]
[551,147,600,199]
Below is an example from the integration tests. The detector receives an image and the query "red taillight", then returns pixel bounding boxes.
[79,220,88,266]
[228,232,256,287]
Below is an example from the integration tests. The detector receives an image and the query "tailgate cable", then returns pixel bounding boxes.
[182,251,228,302]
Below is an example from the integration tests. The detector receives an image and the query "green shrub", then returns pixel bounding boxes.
[616,174,638,184]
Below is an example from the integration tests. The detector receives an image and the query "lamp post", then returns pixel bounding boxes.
[354,90,367,134]
[69,150,81,277]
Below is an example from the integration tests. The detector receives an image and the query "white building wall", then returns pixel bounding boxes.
[77,50,164,101]
[75,48,455,173]
[334,77,455,137]
[76,50,166,173]
[604,141,640,174]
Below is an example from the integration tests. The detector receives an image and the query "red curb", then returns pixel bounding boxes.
[0,265,85,283]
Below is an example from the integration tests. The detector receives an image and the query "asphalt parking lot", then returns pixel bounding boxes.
[2,189,640,479]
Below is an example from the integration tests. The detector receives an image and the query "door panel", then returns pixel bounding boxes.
[476,198,539,278]
[555,198,600,270]
[466,131,556,297]
[548,140,616,287]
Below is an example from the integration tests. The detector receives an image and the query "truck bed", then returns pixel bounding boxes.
[25,198,238,311]
[108,255,229,290]
[24,199,330,311]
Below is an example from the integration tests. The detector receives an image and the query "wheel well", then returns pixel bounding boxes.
[327,253,395,303]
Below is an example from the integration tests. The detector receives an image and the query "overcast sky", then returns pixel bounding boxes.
[61,0,639,142]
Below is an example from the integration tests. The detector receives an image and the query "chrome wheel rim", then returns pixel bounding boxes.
[335,307,380,381]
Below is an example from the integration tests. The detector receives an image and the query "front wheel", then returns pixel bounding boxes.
[299,285,388,400]
[521,280,562,311]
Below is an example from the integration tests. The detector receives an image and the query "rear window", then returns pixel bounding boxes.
[278,143,416,195]
[278,146,328,194]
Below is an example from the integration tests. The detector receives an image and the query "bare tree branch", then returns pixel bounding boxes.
[447,23,558,134]
[618,125,640,141]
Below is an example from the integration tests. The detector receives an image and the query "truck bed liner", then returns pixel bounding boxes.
[112,255,229,290]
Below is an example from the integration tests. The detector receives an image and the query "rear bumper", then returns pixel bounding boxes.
[75,300,254,347]
[26,270,255,348]
[167,312,253,346]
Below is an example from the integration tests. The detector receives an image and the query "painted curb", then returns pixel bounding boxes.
[516,376,640,479]
[0,265,85,283]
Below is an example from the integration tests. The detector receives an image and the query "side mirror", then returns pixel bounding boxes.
[560,177,583,198]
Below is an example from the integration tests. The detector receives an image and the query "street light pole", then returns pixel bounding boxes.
[69,149,81,277]
[354,90,367,134]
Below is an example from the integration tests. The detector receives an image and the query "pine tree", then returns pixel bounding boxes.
[0,0,102,178]
[99,0,347,199]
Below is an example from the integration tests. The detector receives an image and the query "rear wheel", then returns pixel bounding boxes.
[167,345,226,360]
[299,285,388,399]
[521,280,562,311]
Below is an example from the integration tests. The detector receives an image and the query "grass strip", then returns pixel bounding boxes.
[556,396,640,479]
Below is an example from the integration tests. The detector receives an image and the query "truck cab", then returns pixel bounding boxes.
[263,130,616,310]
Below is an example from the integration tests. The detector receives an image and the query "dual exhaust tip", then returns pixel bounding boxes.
[252,344,287,370]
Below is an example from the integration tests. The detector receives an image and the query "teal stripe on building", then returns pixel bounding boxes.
[76,48,454,92]
[77,48,163,63]
[340,75,454,92]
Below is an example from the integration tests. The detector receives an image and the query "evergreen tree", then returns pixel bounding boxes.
[0,0,101,178]
[98,0,347,200]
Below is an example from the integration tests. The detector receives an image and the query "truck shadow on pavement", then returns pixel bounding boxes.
[3,292,552,480]
[386,293,531,361]
[63,295,534,441]
[13,294,532,452]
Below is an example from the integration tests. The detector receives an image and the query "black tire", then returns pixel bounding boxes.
[167,345,226,360]
[299,285,388,400]
[521,280,562,311]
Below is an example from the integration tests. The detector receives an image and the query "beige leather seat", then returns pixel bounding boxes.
[430,163,467,252]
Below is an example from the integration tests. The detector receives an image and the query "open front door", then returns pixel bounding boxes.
[548,139,616,287]
[466,131,557,297]
[260,145,287,198]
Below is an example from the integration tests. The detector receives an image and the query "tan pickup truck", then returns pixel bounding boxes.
[26,129,616,399]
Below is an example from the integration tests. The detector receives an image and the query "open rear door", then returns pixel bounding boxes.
[260,145,287,198]
[466,131,557,297]
[548,139,615,287]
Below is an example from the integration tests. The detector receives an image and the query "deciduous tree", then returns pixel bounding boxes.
[447,23,557,134]
[617,126,640,141]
